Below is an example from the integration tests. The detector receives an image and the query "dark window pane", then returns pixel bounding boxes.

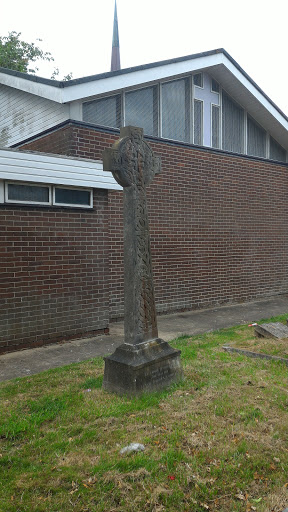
[222,91,244,153]
[55,188,91,206]
[270,137,286,162]
[83,95,121,128]
[193,73,203,87]
[125,86,158,136]
[162,78,190,142]
[194,99,203,145]
[212,105,220,149]
[211,78,220,93]
[7,183,49,202]
[247,116,266,158]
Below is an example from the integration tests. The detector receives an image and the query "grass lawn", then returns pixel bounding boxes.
[1,314,288,512]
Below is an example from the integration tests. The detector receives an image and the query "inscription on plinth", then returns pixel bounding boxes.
[102,127,183,395]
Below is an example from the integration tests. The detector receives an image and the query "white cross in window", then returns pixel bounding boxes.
[194,73,220,147]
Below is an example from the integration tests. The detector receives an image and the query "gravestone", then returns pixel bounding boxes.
[254,322,288,339]
[102,126,183,395]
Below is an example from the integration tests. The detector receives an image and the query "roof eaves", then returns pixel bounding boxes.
[0,66,64,88]
[61,48,226,87]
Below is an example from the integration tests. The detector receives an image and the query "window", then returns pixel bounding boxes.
[193,73,203,87]
[247,116,266,158]
[211,104,220,149]
[3,182,93,208]
[6,183,50,205]
[222,91,244,154]
[269,137,286,162]
[211,79,220,93]
[125,86,158,136]
[161,78,190,142]
[194,99,203,145]
[54,187,92,207]
[83,95,121,129]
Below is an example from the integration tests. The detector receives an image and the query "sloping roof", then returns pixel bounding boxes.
[0,147,121,190]
[1,48,287,149]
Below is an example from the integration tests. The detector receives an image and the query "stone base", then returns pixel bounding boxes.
[103,338,183,395]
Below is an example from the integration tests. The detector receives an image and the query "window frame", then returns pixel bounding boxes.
[193,98,204,146]
[193,72,203,88]
[124,83,159,137]
[5,181,51,206]
[211,103,221,149]
[160,76,191,143]
[53,185,93,208]
[2,181,93,209]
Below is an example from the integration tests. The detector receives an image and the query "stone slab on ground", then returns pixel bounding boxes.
[254,322,288,339]
[222,345,288,366]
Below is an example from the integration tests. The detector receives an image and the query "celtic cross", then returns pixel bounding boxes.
[103,126,161,345]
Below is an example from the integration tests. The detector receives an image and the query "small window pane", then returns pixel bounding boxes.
[222,91,244,153]
[211,78,220,93]
[193,73,203,87]
[247,116,266,158]
[161,78,190,142]
[212,105,220,149]
[7,183,49,203]
[83,95,121,128]
[269,137,286,162]
[125,86,158,136]
[194,99,203,145]
[55,188,91,206]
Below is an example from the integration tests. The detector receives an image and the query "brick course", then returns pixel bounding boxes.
[19,122,288,325]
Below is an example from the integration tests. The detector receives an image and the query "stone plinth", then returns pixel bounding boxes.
[103,339,183,395]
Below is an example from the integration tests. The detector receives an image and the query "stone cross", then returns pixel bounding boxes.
[102,126,182,395]
[103,126,161,345]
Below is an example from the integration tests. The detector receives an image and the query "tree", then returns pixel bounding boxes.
[0,31,54,74]
[0,32,73,80]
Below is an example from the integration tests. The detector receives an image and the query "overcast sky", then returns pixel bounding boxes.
[2,0,288,115]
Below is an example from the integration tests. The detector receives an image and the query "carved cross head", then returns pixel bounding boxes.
[103,126,161,188]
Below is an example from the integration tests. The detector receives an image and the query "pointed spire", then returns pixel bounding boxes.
[111,0,121,72]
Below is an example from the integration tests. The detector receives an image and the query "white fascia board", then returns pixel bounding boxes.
[0,72,63,103]
[61,54,224,103]
[0,149,122,191]
[222,55,288,131]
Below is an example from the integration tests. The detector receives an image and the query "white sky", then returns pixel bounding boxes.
[2,0,288,115]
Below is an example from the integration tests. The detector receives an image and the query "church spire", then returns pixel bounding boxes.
[111,0,121,72]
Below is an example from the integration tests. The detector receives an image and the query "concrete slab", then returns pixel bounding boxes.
[0,294,287,382]
[254,322,288,339]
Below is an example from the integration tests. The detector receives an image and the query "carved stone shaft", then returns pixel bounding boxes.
[103,126,161,345]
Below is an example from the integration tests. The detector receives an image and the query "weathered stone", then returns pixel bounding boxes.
[254,322,288,339]
[102,126,183,395]
[222,345,288,365]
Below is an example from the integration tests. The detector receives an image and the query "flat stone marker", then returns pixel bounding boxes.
[254,322,288,339]
[102,126,183,395]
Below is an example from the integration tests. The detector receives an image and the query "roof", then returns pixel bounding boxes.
[0,48,286,116]
[0,147,122,190]
[0,48,287,149]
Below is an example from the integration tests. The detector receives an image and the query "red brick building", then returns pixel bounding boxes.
[0,49,287,351]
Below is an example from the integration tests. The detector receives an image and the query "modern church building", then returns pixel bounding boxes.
[0,3,287,352]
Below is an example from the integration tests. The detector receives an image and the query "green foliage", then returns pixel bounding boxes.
[0,31,54,74]
[0,31,73,80]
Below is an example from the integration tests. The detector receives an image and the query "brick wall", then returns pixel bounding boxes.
[0,189,109,353]
[20,122,288,320]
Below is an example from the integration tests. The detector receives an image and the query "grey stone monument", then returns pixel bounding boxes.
[254,322,288,339]
[102,126,183,395]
